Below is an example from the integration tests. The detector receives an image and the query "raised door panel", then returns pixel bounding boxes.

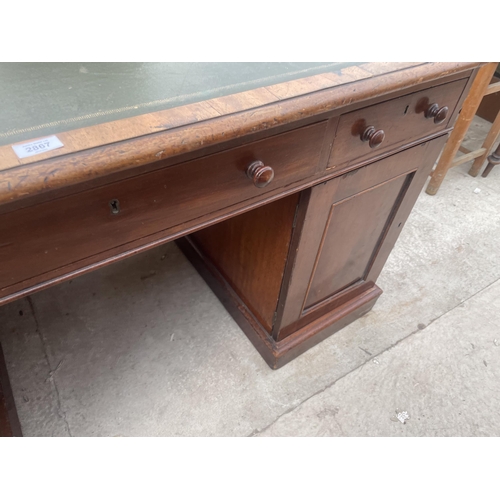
[304,174,409,309]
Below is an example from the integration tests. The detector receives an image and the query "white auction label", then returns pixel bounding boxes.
[12,135,64,159]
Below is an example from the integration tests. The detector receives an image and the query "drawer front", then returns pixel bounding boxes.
[0,122,327,290]
[328,78,468,168]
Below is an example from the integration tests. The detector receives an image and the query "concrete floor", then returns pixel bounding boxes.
[1,116,499,437]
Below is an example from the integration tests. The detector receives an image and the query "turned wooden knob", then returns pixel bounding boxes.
[424,103,449,124]
[246,160,274,188]
[360,126,385,149]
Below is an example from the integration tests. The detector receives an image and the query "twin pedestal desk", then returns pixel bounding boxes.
[0,63,482,383]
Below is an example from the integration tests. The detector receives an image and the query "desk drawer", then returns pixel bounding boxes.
[0,122,327,290]
[328,78,468,168]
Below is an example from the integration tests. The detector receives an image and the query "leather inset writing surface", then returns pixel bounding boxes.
[0,62,355,147]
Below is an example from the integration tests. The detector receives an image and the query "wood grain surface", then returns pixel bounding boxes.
[190,193,299,332]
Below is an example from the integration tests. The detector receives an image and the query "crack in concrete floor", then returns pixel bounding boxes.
[249,274,500,437]
[27,296,73,437]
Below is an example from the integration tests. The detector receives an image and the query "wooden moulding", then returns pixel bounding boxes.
[177,236,382,369]
[0,343,22,437]
[0,63,480,208]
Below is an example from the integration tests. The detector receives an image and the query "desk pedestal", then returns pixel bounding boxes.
[179,135,447,368]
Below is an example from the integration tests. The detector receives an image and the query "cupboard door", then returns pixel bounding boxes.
[277,135,447,338]
[304,173,408,308]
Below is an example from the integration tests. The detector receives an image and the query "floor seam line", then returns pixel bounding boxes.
[370,274,500,357]
[248,274,500,437]
[27,296,73,437]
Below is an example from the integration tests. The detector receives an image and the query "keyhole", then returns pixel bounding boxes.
[109,199,120,215]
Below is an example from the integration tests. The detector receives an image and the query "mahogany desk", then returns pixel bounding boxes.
[0,63,482,383]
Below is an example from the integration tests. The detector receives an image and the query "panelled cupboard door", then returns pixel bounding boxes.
[304,174,408,308]
[277,135,448,338]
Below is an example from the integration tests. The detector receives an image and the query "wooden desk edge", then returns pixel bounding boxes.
[0,62,482,208]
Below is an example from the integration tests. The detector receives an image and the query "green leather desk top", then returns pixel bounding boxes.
[0,62,357,147]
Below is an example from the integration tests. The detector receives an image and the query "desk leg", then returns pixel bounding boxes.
[0,343,22,437]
